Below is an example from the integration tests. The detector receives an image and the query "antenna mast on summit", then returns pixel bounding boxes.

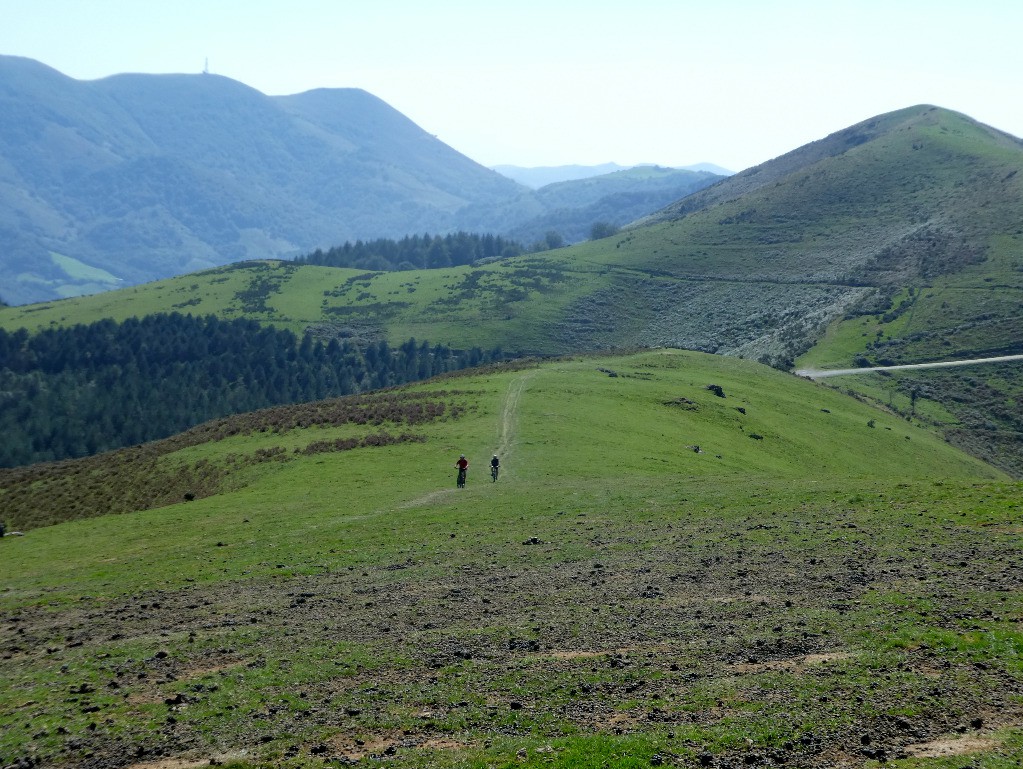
[203,57,209,75]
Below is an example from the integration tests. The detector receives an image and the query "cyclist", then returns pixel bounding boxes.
[490,454,500,481]
[454,454,469,488]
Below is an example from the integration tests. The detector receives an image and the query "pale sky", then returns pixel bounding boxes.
[2,0,1020,172]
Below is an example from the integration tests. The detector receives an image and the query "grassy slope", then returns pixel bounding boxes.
[3,351,1022,768]
[792,113,1023,475]
[0,257,610,354]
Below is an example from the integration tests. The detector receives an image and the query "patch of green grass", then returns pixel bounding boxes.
[50,252,122,285]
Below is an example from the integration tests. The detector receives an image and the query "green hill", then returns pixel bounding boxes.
[2,350,999,532]
[2,351,1021,768]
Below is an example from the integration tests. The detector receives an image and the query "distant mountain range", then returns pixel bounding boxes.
[491,162,733,188]
[0,56,723,305]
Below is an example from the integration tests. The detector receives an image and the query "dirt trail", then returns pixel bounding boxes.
[397,488,454,509]
[494,369,537,471]
[398,369,536,507]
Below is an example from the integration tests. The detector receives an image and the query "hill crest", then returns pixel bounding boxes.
[0,349,1002,532]
[641,104,1023,226]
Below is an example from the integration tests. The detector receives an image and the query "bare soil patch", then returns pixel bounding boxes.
[124,759,209,769]
[904,734,1000,758]
[729,651,853,673]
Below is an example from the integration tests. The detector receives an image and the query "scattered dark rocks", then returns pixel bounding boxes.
[508,637,540,652]
[665,397,698,410]
[4,757,41,769]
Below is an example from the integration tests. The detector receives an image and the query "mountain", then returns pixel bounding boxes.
[493,162,634,187]
[18,105,1012,367]
[493,161,733,187]
[0,57,730,307]
[0,56,537,305]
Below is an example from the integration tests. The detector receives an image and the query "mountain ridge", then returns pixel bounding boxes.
[0,56,726,306]
[641,104,1023,228]
[492,161,733,188]
[0,57,533,304]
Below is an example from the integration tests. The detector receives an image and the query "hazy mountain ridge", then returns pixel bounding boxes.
[506,166,723,243]
[493,161,732,187]
[0,56,533,304]
[0,56,726,305]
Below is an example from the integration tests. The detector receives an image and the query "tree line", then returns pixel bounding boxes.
[0,313,503,468]
[294,231,526,271]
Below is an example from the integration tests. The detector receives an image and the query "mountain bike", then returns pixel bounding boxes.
[491,464,499,482]
[457,467,467,488]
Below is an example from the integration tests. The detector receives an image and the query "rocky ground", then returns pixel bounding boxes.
[4,487,1023,768]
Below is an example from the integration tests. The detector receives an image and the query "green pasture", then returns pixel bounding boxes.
[0,256,605,352]
[3,351,1021,768]
[0,266,266,332]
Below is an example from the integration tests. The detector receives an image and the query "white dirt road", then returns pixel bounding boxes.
[795,354,1023,379]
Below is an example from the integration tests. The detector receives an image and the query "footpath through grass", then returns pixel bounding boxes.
[2,350,1021,769]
